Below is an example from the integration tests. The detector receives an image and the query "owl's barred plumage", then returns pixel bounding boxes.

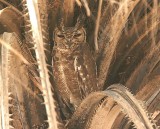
[52,24,99,118]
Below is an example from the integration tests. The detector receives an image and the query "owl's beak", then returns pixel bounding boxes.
[65,40,72,49]
[68,43,72,48]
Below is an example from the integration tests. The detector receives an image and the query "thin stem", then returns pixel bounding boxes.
[94,0,103,52]
[0,0,22,15]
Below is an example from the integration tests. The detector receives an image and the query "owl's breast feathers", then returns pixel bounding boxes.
[52,44,99,113]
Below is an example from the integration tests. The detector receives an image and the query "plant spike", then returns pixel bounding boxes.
[25,0,64,128]
[0,34,11,129]
[0,33,32,129]
[105,84,157,129]
[67,84,157,129]
[97,0,141,88]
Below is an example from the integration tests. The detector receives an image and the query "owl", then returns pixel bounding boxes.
[52,20,99,118]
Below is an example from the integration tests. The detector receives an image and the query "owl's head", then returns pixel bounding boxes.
[53,15,86,52]
[53,26,86,51]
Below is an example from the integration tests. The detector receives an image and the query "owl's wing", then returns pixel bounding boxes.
[74,44,99,99]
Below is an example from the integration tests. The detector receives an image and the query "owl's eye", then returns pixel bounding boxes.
[57,34,65,38]
[73,33,81,38]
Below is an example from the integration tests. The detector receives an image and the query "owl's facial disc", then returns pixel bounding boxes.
[54,27,86,51]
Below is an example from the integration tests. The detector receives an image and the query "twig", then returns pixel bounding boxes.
[81,0,91,16]
[0,38,29,64]
[75,0,82,7]
[94,0,103,52]
[0,0,22,15]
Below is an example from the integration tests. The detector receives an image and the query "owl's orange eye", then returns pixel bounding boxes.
[57,34,65,38]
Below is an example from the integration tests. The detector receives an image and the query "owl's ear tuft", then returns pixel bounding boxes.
[75,14,86,29]
[57,18,65,31]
